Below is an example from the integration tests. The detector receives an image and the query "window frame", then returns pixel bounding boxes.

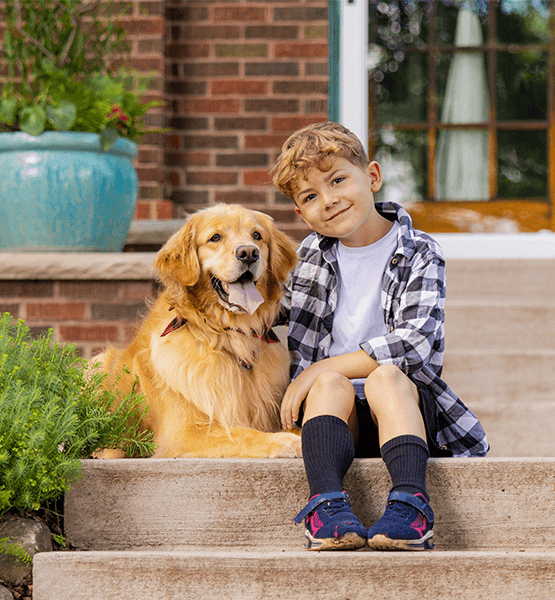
[331,0,555,232]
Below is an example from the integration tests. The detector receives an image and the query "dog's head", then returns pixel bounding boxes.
[155,204,297,316]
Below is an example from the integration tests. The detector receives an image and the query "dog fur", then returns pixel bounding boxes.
[95,204,302,458]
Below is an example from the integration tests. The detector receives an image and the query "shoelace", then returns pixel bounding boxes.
[320,499,353,518]
[386,501,419,521]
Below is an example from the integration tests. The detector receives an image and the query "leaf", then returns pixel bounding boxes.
[19,106,47,137]
[46,101,77,131]
[100,126,119,151]
[0,98,17,126]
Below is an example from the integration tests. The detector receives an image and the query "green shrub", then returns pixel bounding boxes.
[0,313,154,515]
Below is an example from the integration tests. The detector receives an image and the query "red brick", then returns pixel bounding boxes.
[243,170,272,186]
[135,201,154,219]
[213,7,266,22]
[121,17,165,35]
[155,201,175,219]
[120,282,156,300]
[214,191,267,205]
[245,134,289,149]
[26,302,86,321]
[186,172,239,186]
[275,43,327,59]
[166,152,210,167]
[178,99,241,114]
[167,43,210,59]
[211,80,267,95]
[60,325,119,342]
[0,282,55,298]
[180,25,241,40]
[59,282,121,300]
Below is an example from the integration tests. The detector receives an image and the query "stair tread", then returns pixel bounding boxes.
[33,549,555,600]
[65,458,555,552]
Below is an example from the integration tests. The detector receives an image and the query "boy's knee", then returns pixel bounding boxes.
[311,371,354,397]
[364,364,419,404]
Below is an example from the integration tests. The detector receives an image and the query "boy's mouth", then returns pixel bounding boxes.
[327,206,350,221]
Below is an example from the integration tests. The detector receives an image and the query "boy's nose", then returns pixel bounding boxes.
[321,192,338,208]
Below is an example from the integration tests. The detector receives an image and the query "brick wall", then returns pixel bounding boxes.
[122,0,170,220]
[0,0,331,354]
[164,0,329,240]
[0,278,158,359]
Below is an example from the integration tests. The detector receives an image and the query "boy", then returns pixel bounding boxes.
[272,122,488,552]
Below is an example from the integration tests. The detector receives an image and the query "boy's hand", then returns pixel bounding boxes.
[280,364,322,430]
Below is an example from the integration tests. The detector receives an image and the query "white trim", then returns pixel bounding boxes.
[339,0,368,152]
[432,232,555,259]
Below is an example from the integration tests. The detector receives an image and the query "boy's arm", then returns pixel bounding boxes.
[361,251,445,376]
[280,350,379,430]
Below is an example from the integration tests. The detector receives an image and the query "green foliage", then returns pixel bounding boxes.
[0,536,33,565]
[0,314,155,516]
[0,0,163,144]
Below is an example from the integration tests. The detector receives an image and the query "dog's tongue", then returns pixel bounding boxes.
[227,281,264,314]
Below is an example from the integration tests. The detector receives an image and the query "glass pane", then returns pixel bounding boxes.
[497,50,548,120]
[373,130,428,203]
[497,0,550,44]
[436,1,489,46]
[372,53,428,124]
[436,51,489,124]
[436,129,489,201]
[368,1,430,48]
[498,130,548,198]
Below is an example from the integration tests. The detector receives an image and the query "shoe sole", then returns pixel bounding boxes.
[366,530,434,551]
[305,530,367,551]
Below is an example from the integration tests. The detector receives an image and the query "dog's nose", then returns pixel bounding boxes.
[235,245,260,266]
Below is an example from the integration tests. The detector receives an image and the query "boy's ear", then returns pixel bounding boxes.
[294,205,314,230]
[368,161,383,193]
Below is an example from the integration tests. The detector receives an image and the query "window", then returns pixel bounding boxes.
[365,0,555,232]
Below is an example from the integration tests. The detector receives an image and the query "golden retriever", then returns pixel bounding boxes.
[95,204,302,459]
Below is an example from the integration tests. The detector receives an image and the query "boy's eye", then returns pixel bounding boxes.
[333,177,344,185]
[304,193,317,203]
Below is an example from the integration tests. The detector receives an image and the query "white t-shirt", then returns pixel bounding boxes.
[329,221,399,387]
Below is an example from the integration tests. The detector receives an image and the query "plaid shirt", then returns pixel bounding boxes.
[282,201,489,458]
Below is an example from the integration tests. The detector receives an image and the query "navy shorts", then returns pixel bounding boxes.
[353,383,452,458]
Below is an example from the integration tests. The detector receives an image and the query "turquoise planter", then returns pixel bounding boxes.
[0,132,138,252]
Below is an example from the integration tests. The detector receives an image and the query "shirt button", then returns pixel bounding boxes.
[391,257,398,266]
[390,325,394,332]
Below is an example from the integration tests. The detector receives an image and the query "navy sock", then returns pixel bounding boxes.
[302,415,355,498]
[380,435,430,501]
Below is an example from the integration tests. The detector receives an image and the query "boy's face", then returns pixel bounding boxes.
[293,157,384,247]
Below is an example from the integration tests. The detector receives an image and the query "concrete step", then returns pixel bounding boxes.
[443,258,555,303]
[444,301,555,351]
[33,549,555,600]
[65,458,555,553]
[470,402,555,457]
[443,350,555,403]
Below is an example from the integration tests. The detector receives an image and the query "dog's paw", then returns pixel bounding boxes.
[268,431,302,458]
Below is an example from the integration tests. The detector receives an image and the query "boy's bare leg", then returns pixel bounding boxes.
[363,364,425,445]
[301,371,358,433]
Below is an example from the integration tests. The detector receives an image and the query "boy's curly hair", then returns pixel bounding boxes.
[271,122,370,200]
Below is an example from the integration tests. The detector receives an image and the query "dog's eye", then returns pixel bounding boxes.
[253,231,262,241]
[209,233,221,242]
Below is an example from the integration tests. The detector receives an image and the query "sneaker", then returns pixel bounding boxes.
[293,491,367,551]
[366,491,435,551]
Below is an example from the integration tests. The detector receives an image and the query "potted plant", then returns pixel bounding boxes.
[0,0,162,251]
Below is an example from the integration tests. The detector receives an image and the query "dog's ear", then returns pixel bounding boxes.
[255,212,297,283]
[154,217,201,287]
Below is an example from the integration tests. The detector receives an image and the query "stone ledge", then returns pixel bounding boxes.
[0,253,156,280]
